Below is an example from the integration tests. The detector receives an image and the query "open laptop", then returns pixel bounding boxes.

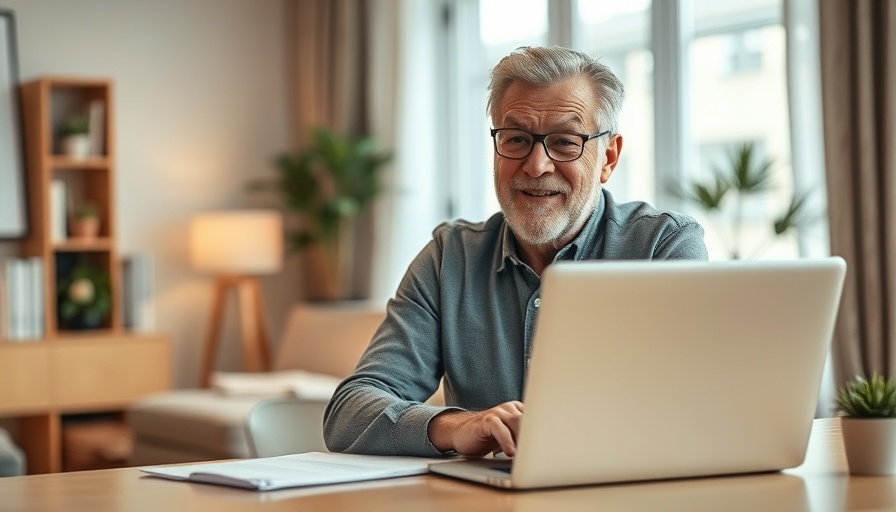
[428,257,847,489]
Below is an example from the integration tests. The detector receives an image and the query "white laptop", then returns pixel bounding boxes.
[428,257,847,489]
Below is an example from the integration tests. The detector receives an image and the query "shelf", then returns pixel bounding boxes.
[53,238,114,252]
[6,75,165,475]
[50,157,110,170]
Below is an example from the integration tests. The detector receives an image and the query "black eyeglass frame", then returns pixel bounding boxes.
[489,128,611,162]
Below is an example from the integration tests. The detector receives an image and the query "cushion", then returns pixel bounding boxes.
[211,370,341,399]
[273,301,386,376]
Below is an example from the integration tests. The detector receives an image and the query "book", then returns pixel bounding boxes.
[6,258,25,340]
[28,257,45,339]
[50,179,67,242]
[0,259,7,339]
[122,254,155,331]
[140,452,439,491]
[87,100,105,156]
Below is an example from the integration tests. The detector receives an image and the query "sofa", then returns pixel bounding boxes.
[127,301,386,465]
[0,427,25,477]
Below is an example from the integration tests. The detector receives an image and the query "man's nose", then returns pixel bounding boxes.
[522,142,554,177]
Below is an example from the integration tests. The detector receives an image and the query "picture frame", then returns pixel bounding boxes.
[0,9,28,239]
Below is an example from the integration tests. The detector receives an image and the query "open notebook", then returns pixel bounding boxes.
[141,452,439,491]
[429,258,847,489]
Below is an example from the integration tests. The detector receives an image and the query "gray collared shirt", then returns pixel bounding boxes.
[324,189,708,456]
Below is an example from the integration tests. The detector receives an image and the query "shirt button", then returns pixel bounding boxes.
[534,298,541,308]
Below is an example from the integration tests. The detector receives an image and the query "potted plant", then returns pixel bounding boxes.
[57,264,112,330]
[250,126,392,300]
[69,201,101,239]
[668,142,811,259]
[834,372,896,475]
[59,113,90,160]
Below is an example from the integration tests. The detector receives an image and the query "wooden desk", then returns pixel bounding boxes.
[1,418,894,512]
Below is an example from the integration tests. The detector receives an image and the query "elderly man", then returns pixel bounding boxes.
[324,46,707,457]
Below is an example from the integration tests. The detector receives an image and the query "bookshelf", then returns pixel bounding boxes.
[0,76,170,474]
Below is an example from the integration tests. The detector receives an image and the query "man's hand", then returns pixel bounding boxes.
[428,401,524,457]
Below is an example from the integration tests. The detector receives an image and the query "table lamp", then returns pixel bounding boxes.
[190,210,283,388]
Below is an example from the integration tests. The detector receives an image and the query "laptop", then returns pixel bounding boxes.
[428,257,847,489]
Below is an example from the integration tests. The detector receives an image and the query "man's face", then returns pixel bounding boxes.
[492,75,618,249]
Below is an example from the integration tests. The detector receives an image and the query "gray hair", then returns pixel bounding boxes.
[487,46,625,134]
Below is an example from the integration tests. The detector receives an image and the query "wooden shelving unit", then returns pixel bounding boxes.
[0,76,171,474]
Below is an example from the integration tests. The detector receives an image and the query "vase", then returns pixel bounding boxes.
[303,218,360,301]
[63,311,105,330]
[304,240,352,301]
[69,217,100,239]
[63,134,91,160]
[841,417,896,475]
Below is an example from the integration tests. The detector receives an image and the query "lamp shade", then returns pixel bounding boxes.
[190,210,283,275]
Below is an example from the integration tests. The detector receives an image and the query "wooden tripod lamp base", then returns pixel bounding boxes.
[189,210,283,389]
[198,275,272,388]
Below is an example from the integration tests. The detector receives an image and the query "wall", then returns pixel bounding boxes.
[0,0,302,388]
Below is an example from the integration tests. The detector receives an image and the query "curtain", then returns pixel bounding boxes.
[289,1,485,302]
[818,0,896,385]
[291,0,374,300]
[293,0,367,138]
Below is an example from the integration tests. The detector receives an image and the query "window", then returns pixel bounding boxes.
[445,0,820,261]
[478,0,549,217]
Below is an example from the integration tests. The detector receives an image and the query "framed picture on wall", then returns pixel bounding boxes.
[0,9,28,239]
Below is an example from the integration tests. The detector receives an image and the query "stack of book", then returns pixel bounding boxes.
[1,257,45,341]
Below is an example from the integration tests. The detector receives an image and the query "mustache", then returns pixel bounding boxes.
[509,177,571,194]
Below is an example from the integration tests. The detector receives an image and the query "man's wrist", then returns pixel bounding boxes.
[427,409,469,453]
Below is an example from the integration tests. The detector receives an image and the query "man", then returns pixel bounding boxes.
[324,46,707,457]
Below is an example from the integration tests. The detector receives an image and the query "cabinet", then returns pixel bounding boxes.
[0,76,171,474]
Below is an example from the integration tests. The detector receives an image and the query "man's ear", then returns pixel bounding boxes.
[600,134,623,184]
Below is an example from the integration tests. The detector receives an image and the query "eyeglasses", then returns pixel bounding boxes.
[490,128,610,162]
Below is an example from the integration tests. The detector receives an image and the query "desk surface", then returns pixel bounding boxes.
[2,418,894,512]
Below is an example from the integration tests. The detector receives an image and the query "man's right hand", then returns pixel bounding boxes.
[427,401,524,457]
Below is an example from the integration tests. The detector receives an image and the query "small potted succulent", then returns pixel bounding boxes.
[835,372,896,475]
[69,201,101,239]
[57,264,112,330]
[60,113,90,160]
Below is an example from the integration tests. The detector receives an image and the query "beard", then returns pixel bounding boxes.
[497,174,600,247]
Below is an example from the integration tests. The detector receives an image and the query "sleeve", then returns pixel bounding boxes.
[323,236,463,456]
[652,216,709,260]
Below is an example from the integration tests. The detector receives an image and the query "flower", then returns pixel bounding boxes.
[67,278,95,304]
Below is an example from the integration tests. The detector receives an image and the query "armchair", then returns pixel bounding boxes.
[0,428,25,477]
[127,301,385,465]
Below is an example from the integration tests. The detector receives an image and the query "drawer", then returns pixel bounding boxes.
[50,335,171,410]
[0,343,52,414]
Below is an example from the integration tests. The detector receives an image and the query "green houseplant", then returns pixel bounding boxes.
[250,126,392,300]
[60,113,89,137]
[669,142,810,259]
[57,264,112,330]
[834,373,896,475]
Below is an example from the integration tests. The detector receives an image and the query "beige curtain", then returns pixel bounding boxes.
[293,0,368,137]
[819,0,896,384]
[291,0,375,299]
